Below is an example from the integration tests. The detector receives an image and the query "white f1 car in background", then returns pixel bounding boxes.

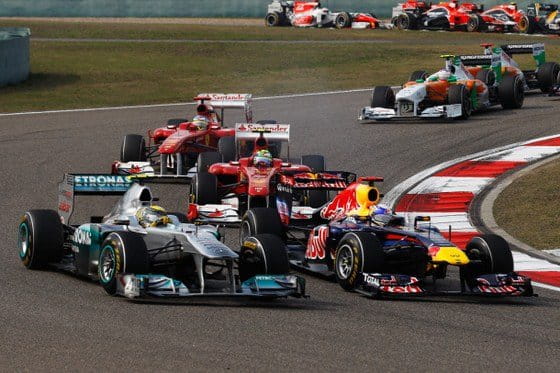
[265,1,387,29]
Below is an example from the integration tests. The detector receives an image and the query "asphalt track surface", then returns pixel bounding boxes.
[2,92,560,371]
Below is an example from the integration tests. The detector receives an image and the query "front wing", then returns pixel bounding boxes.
[355,272,534,298]
[359,104,462,121]
[116,273,307,301]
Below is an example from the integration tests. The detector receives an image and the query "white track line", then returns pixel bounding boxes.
[0,88,376,117]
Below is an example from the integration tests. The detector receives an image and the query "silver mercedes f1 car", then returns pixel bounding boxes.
[17,174,306,301]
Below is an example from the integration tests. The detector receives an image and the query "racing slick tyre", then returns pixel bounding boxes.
[517,15,530,33]
[265,12,282,27]
[301,154,328,208]
[448,84,472,119]
[335,232,385,291]
[218,136,236,163]
[370,86,395,109]
[99,232,150,295]
[498,74,524,109]
[536,61,560,93]
[475,69,496,87]
[121,134,147,162]
[240,208,285,245]
[466,15,480,32]
[396,13,416,30]
[197,151,222,174]
[335,12,352,29]
[410,70,428,81]
[464,234,514,277]
[238,234,290,281]
[193,171,219,205]
[18,210,64,269]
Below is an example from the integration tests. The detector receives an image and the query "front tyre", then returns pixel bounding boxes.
[18,210,64,269]
[335,12,352,29]
[99,232,149,295]
[465,234,513,277]
[466,15,480,32]
[238,234,290,281]
[240,208,284,245]
[448,84,472,119]
[335,232,385,291]
[371,86,395,108]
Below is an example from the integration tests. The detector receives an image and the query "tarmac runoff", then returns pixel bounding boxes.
[382,133,560,291]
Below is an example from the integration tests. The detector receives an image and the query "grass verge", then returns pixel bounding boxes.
[494,159,560,250]
[1,21,560,112]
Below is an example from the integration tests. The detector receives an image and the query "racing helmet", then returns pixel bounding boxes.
[437,70,452,81]
[136,205,171,228]
[192,115,209,130]
[253,149,273,168]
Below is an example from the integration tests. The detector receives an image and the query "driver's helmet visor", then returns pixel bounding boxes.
[254,155,272,167]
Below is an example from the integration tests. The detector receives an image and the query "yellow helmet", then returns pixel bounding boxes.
[136,205,171,227]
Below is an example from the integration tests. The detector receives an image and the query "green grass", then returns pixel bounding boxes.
[494,159,560,250]
[2,20,560,112]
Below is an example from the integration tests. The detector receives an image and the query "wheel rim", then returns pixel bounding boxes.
[99,245,116,284]
[18,223,29,259]
[400,16,408,29]
[518,17,528,32]
[336,245,354,280]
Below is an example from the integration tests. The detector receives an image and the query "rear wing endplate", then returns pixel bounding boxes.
[194,93,253,123]
[58,174,190,224]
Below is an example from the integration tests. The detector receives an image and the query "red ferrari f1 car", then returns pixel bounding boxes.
[188,123,328,223]
[393,0,483,31]
[112,93,252,176]
[265,1,383,29]
[239,173,535,298]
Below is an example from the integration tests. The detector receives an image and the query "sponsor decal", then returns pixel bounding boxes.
[58,201,71,213]
[362,273,380,286]
[305,225,329,260]
[74,228,91,245]
[73,175,132,192]
[236,123,289,133]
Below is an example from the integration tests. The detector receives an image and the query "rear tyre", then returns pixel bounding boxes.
[410,70,428,81]
[238,234,290,281]
[396,13,416,30]
[265,12,282,27]
[466,15,479,32]
[537,61,560,93]
[18,210,64,269]
[465,234,513,277]
[197,151,222,174]
[517,15,530,33]
[240,208,285,245]
[218,136,236,163]
[121,134,146,162]
[448,84,472,119]
[193,172,219,205]
[301,154,328,208]
[335,12,352,29]
[498,74,524,109]
[335,232,385,291]
[99,232,150,295]
[370,86,395,108]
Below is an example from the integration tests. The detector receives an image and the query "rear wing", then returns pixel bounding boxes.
[287,171,357,190]
[58,174,190,224]
[500,43,545,66]
[234,123,290,142]
[194,93,253,123]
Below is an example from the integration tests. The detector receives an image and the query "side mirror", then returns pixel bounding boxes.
[414,215,430,230]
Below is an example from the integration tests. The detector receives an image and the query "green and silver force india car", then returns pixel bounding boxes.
[17,174,306,301]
